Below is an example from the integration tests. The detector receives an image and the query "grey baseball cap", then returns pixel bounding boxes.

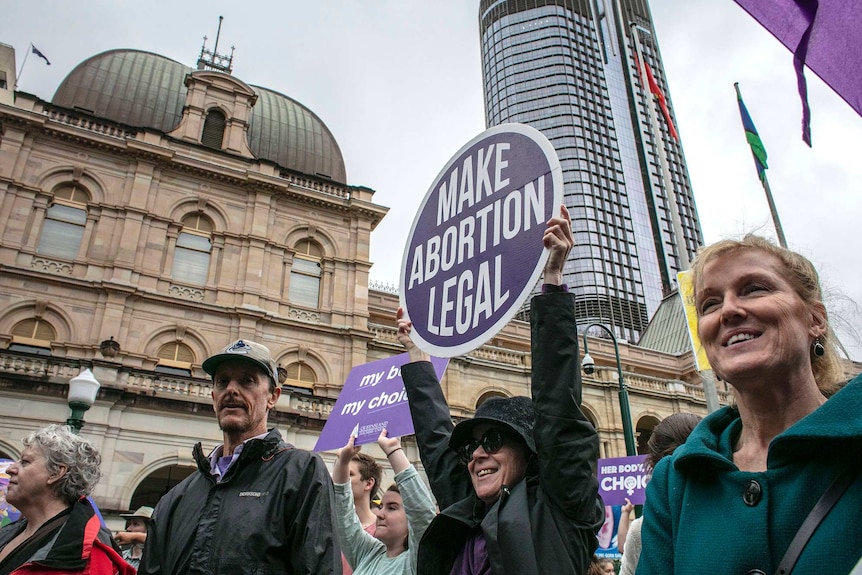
[202,339,278,383]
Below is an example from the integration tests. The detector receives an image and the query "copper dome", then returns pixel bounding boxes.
[53,49,347,183]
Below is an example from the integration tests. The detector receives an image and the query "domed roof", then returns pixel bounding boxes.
[52,49,347,183]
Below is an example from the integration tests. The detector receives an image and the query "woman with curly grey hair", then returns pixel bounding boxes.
[0,424,134,575]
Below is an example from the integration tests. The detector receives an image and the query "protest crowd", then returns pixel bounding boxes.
[1,211,861,575]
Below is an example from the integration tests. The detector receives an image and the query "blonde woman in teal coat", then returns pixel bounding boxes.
[637,235,862,575]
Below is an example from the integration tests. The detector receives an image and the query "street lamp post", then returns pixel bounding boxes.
[580,323,637,456]
[67,368,100,434]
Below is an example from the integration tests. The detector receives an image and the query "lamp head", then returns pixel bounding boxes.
[68,368,100,408]
[582,353,595,375]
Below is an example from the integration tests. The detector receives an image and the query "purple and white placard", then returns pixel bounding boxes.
[400,124,563,357]
[313,353,449,452]
[597,454,650,506]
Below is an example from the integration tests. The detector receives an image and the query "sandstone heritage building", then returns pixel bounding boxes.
[0,40,774,525]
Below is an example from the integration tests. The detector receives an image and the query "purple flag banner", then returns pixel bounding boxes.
[31,45,52,66]
[597,454,650,507]
[733,0,862,143]
[400,123,563,357]
[314,353,448,452]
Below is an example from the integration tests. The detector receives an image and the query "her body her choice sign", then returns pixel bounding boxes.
[400,124,563,357]
[597,454,650,506]
[596,454,650,558]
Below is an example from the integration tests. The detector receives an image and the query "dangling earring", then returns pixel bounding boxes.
[812,337,825,357]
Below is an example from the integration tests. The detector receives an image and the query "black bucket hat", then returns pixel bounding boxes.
[449,396,536,455]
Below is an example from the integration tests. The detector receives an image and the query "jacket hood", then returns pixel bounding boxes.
[192,428,292,477]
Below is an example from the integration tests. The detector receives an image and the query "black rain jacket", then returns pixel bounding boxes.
[402,293,604,575]
[139,429,341,575]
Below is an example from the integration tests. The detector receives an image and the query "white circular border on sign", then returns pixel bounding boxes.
[399,123,563,357]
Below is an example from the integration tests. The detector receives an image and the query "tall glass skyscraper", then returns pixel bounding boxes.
[479,0,703,342]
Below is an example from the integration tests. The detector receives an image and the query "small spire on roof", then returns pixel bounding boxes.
[196,16,234,74]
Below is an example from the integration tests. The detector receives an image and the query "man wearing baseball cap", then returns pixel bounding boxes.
[140,339,340,575]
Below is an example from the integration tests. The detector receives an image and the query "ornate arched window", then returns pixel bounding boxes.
[171,213,213,286]
[289,239,323,308]
[201,109,226,149]
[8,318,56,355]
[283,361,316,391]
[155,341,195,376]
[37,184,90,260]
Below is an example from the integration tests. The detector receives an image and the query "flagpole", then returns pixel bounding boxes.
[734,82,788,249]
[625,27,675,289]
[631,24,720,414]
[760,172,788,248]
[630,25,690,271]
[15,43,32,89]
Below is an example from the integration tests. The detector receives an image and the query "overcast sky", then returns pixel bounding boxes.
[4,1,861,359]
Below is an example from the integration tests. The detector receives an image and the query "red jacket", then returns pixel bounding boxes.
[0,498,135,575]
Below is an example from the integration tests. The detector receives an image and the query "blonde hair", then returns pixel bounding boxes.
[690,234,844,394]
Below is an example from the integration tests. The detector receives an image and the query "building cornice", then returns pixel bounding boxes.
[0,99,387,225]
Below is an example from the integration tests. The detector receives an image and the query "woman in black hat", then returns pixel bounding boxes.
[397,205,604,575]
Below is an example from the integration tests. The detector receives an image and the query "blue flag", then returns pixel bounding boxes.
[31,45,51,65]
[734,83,768,182]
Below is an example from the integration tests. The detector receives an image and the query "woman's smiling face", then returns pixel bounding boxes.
[695,248,826,387]
[464,423,528,504]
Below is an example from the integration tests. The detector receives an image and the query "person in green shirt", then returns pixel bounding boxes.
[333,431,436,575]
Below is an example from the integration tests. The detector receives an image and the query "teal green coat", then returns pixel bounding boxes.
[638,373,862,575]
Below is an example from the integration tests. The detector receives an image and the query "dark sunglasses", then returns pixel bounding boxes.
[457,427,508,465]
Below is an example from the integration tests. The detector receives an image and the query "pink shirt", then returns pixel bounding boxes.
[341,522,377,575]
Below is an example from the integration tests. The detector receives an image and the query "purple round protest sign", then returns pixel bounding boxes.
[400,124,562,357]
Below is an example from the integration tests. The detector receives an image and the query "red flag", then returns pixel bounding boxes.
[635,55,679,140]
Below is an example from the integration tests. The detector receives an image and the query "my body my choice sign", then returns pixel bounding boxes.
[400,124,563,357]
[314,353,449,451]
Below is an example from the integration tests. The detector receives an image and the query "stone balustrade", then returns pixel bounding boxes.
[0,344,730,419]
[282,173,351,199]
[585,365,734,403]
[123,371,212,401]
[45,108,136,139]
[0,352,81,380]
[466,345,528,368]
[283,392,334,417]
[0,348,340,414]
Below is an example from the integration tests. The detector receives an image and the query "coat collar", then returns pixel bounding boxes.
[192,428,290,479]
[20,497,100,570]
[675,373,862,473]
